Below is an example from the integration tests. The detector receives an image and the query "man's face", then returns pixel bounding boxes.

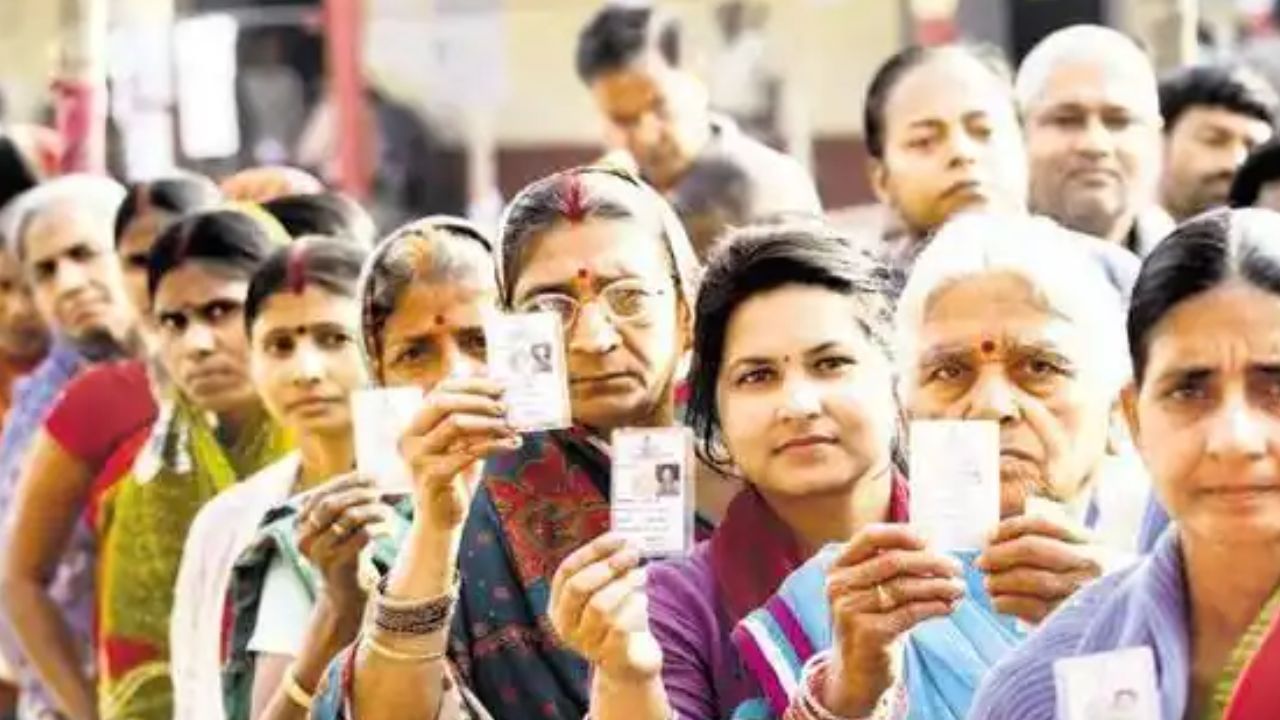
[1024,61,1163,242]
[0,250,48,361]
[21,203,135,346]
[1161,106,1272,221]
[590,61,709,190]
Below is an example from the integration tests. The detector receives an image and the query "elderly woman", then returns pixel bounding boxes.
[971,208,1280,719]
[307,167,701,720]
[723,212,1148,719]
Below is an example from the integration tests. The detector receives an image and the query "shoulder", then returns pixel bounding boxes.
[60,359,148,399]
[191,456,294,535]
[46,361,157,460]
[969,566,1137,719]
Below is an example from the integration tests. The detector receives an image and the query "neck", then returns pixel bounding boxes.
[759,463,894,557]
[297,431,355,491]
[1105,210,1139,246]
[1183,532,1280,662]
[214,403,261,447]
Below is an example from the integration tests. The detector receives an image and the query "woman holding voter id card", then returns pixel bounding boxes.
[168,237,372,720]
[547,222,913,720]
[972,209,1280,720]
[726,212,1140,720]
[310,167,700,720]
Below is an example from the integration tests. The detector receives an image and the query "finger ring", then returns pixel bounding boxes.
[875,583,894,612]
[332,520,349,537]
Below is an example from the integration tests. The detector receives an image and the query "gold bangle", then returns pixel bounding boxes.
[283,668,314,711]
[364,634,447,664]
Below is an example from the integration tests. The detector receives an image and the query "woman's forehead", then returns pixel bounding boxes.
[513,218,669,290]
[154,262,248,305]
[382,282,492,335]
[256,287,359,329]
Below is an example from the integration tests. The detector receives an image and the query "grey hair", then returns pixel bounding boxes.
[4,174,126,259]
[895,211,1130,403]
[1015,24,1160,121]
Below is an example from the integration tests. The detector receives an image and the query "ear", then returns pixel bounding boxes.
[676,297,694,352]
[869,158,892,205]
[1116,383,1140,453]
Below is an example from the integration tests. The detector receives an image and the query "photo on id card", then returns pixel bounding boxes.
[484,311,572,433]
[1054,646,1160,720]
[611,427,693,558]
[351,386,424,493]
[908,420,1001,552]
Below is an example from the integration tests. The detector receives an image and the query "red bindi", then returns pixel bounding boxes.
[980,340,996,354]
[433,314,445,326]
[558,174,589,223]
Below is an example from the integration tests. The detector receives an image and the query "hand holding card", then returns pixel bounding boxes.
[485,311,572,432]
[909,420,1001,552]
[396,377,520,530]
[610,427,694,558]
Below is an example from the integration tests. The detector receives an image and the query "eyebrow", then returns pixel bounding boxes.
[725,341,848,371]
[261,321,351,337]
[918,338,1069,365]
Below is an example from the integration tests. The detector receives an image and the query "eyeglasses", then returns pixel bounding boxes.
[515,278,668,329]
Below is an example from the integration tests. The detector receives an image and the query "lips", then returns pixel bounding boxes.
[774,434,837,454]
[570,372,637,386]
[184,367,238,388]
[286,396,343,414]
[1068,167,1121,186]
[1000,447,1038,463]
[942,180,987,201]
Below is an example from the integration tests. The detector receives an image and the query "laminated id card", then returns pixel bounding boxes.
[351,386,424,493]
[909,420,1001,552]
[484,311,572,432]
[1054,646,1160,720]
[611,427,694,558]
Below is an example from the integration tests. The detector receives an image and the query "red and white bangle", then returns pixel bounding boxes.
[783,651,908,720]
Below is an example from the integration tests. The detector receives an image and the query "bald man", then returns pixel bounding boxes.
[1017,25,1173,256]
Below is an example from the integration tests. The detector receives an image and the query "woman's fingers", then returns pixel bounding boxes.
[551,535,630,600]
[829,549,963,592]
[414,413,517,457]
[574,568,646,653]
[832,524,931,569]
[549,536,640,643]
[402,383,508,439]
[829,574,965,614]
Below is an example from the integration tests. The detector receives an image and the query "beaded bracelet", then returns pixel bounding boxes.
[374,576,457,635]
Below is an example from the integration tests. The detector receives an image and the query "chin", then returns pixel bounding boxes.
[198,392,260,418]
[294,416,352,437]
[574,391,655,430]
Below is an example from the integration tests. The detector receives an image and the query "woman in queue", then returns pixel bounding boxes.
[216,217,498,720]
[1,176,220,720]
[551,221,910,719]
[971,208,1280,719]
[95,209,293,719]
[309,166,700,720]
[171,237,368,720]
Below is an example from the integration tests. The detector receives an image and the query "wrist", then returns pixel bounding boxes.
[823,655,888,718]
[595,663,663,689]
